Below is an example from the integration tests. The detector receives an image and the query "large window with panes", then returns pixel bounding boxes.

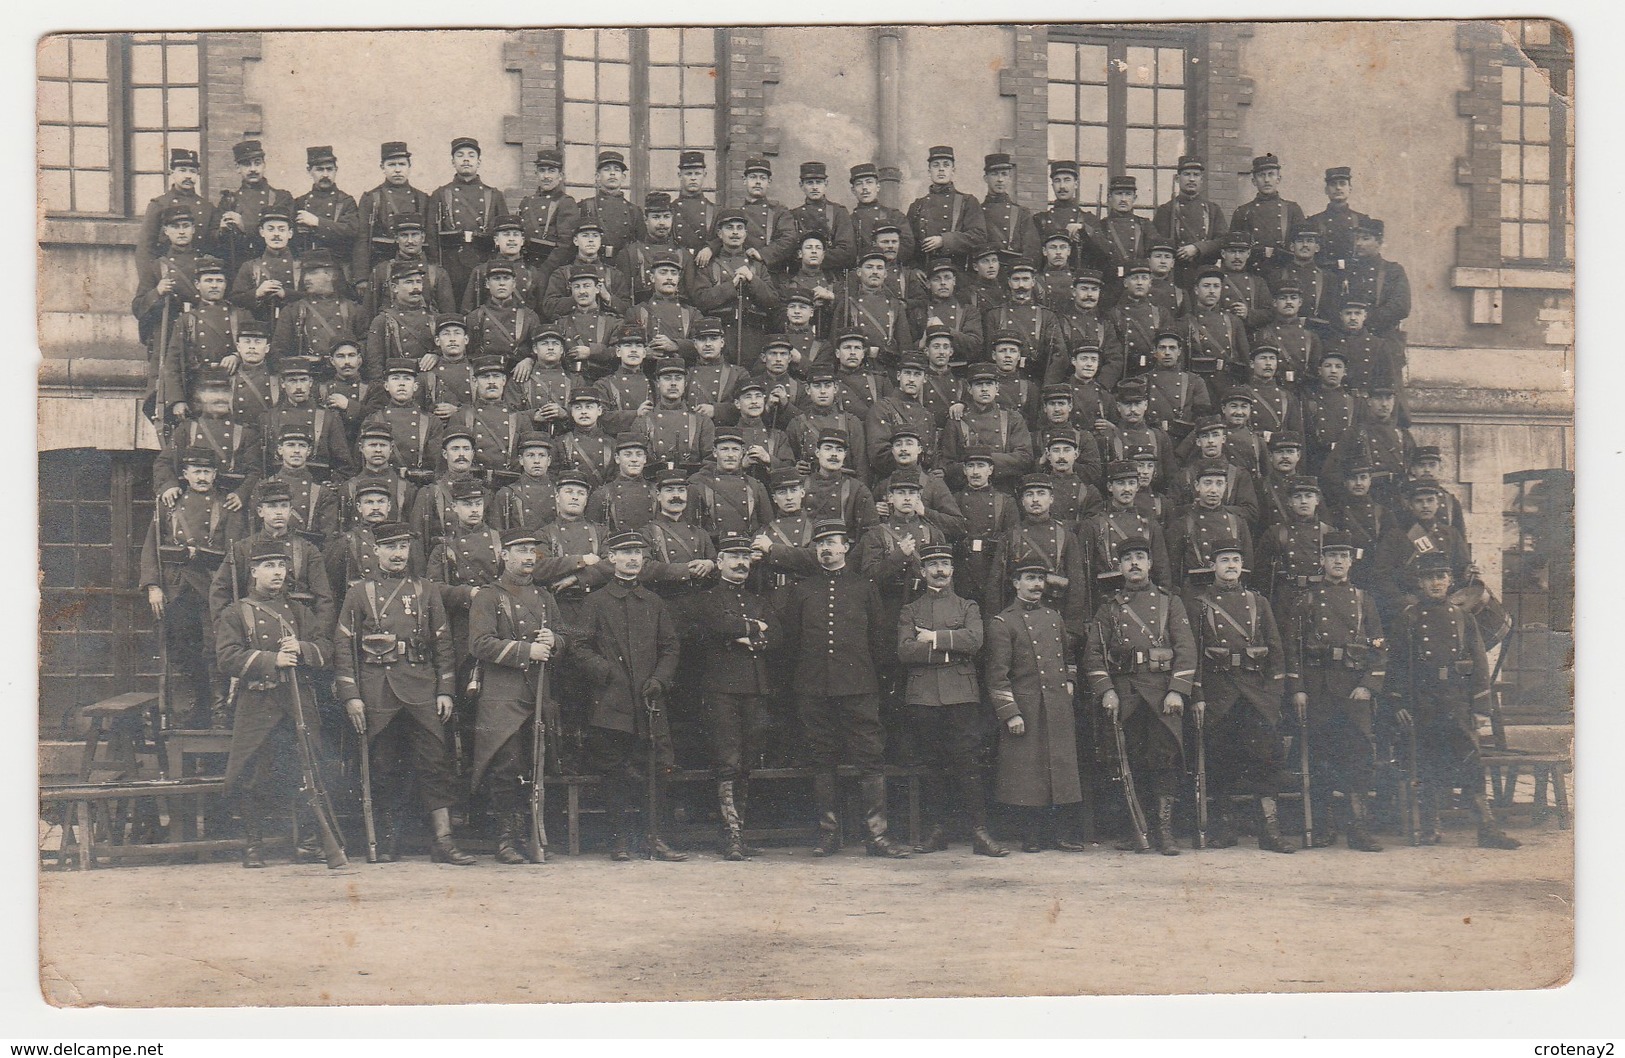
[1499,20,1573,266]
[558,28,724,202]
[38,33,203,218]
[1045,26,1200,215]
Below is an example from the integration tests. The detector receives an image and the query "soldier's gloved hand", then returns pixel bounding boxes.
[1395,707,1413,728]
[147,585,165,620]
[641,677,665,700]
[435,694,455,721]
[345,698,366,734]
[1006,716,1026,736]
[1162,691,1184,715]
[159,487,182,508]
[1349,686,1372,702]
[1101,689,1120,718]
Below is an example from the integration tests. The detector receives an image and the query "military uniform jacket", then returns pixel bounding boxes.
[910,296,984,362]
[364,403,443,474]
[217,181,296,273]
[905,185,989,266]
[728,198,798,270]
[778,564,890,697]
[986,598,1082,806]
[335,574,457,731]
[228,250,300,321]
[209,530,336,632]
[1180,304,1250,380]
[540,257,633,321]
[273,294,366,361]
[1034,202,1103,269]
[635,402,714,465]
[1256,517,1334,592]
[981,193,1042,267]
[355,182,436,275]
[1304,202,1374,271]
[851,202,916,262]
[897,586,984,706]
[1092,213,1158,280]
[866,395,943,472]
[512,366,577,424]
[692,580,777,695]
[133,248,203,347]
[325,525,385,590]
[572,578,680,736]
[689,469,771,539]
[291,185,361,263]
[467,575,573,785]
[1189,582,1286,722]
[834,287,913,363]
[1086,583,1198,736]
[1331,495,1396,587]
[155,415,263,505]
[802,473,878,536]
[263,400,356,481]
[448,402,527,476]
[1144,368,1214,437]
[518,188,580,267]
[1154,194,1227,264]
[554,309,623,373]
[1220,269,1275,331]
[790,199,858,271]
[756,514,820,590]
[1385,597,1490,737]
[361,257,458,320]
[1104,295,1171,380]
[408,476,489,550]
[1164,503,1254,587]
[176,300,253,376]
[139,188,216,259]
[942,404,1033,485]
[1301,384,1358,457]
[365,304,436,380]
[1150,274,1187,319]
[686,360,746,412]
[465,297,543,364]
[645,515,718,597]
[218,590,331,789]
[427,523,504,655]
[1319,329,1397,393]
[556,428,618,487]
[488,473,555,531]
[575,191,645,258]
[1283,579,1385,725]
[789,409,869,480]
[1370,519,1471,615]
[984,300,1067,381]
[139,490,240,599]
[588,476,657,533]
[632,297,700,361]
[271,469,341,547]
[434,177,507,255]
[1001,518,1091,643]
[833,367,895,419]
[419,359,480,419]
[1083,506,1172,586]
[1227,194,1307,262]
[1267,262,1331,328]
[597,367,653,416]
[859,517,946,605]
[670,191,715,253]
[463,259,544,316]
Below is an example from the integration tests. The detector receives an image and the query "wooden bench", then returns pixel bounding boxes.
[41,778,237,869]
[543,765,929,856]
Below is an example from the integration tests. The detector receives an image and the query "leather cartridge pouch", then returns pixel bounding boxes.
[361,632,400,663]
[1147,646,1174,673]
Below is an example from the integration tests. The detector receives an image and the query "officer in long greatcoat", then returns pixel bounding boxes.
[987,556,1084,852]
[218,542,334,868]
[334,522,467,864]
[467,527,574,864]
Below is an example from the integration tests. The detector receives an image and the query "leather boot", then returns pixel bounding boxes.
[209,677,234,729]
[292,805,324,864]
[645,779,687,861]
[861,775,909,858]
[1309,792,1338,847]
[1257,796,1296,854]
[913,825,948,854]
[1345,794,1384,852]
[734,779,766,856]
[1208,803,1240,849]
[811,771,841,856]
[494,811,529,865]
[241,816,267,869]
[1156,795,1180,855]
[1055,805,1089,852]
[428,807,476,865]
[1472,790,1521,849]
[1115,794,1151,852]
[972,826,1010,857]
[719,780,746,861]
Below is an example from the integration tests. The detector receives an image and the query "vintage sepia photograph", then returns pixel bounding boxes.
[34,19,1574,1011]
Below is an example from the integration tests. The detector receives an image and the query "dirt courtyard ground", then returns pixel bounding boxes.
[37,820,1572,1009]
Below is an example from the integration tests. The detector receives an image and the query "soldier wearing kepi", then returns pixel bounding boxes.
[1284,531,1387,852]
[1087,536,1198,855]
[900,544,1007,856]
[781,520,910,858]
[333,522,470,864]
[988,555,1085,853]
[1189,537,1296,853]
[467,527,574,864]
[692,534,778,860]
[216,139,294,278]
[291,146,361,284]
[1386,551,1520,850]
[354,141,435,284]
[217,541,334,868]
[571,530,687,862]
[434,137,508,299]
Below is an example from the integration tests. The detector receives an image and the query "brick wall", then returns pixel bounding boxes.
[1454,21,1506,270]
[1200,23,1254,214]
[724,29,780,205]
[998,26,1050,208]
[503,29,560,183]
[201,32,265,194]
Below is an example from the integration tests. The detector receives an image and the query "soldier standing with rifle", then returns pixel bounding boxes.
[1385,552,1521,850]
[1086,536,1198,855]
[217,542,340,869]
[572,530,687,862]
[467,527,571,864]
[1283,531,1386,852]
[333,522,469,864]
[1189,537,1296,853]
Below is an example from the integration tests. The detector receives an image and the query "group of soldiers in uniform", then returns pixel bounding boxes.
[133,136,1520,868]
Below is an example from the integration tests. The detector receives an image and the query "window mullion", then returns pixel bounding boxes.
[1106,40,1128,195]
[108,35,130,217]
[631,30,651,202]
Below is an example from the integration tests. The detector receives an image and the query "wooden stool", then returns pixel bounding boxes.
[57,693,160,865]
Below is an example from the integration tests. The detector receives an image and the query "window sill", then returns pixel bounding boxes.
[1452,265,1574,291]
[39,216,141,249]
